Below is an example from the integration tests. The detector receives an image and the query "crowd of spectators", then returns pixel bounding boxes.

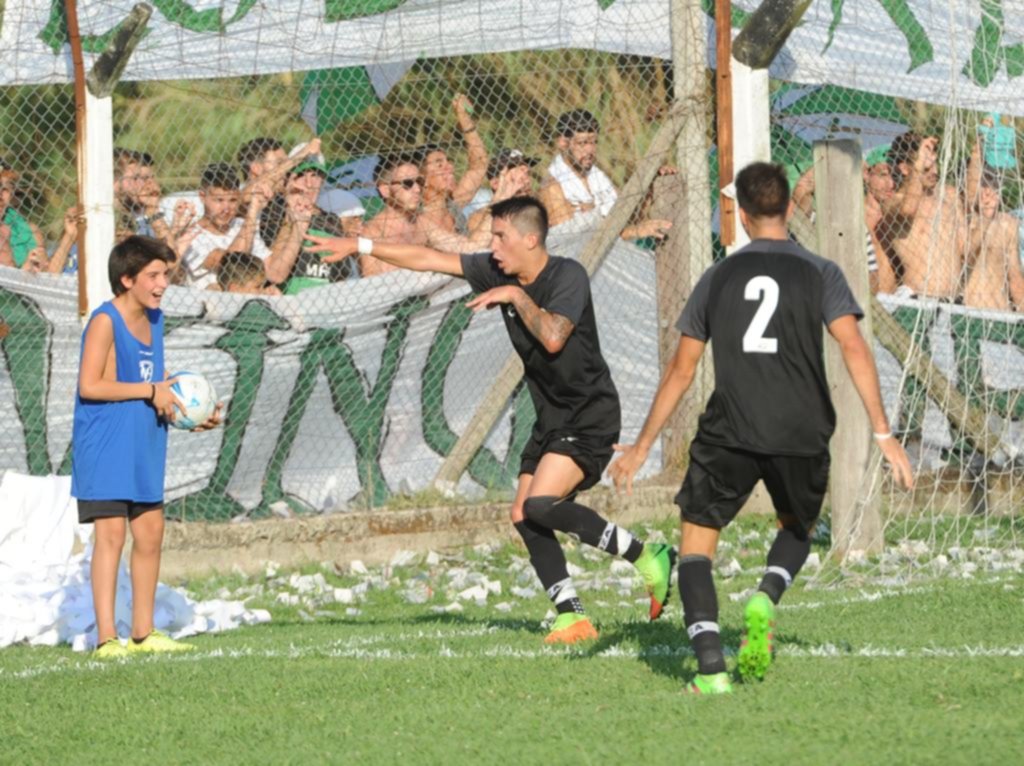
[792,124,1024,312]
[1,100,1021,311]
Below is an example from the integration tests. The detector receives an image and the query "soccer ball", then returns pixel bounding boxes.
[169,371,217,430]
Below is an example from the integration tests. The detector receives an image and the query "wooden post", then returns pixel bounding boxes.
[65,0,89,316]
[432,100,700,492]
[813,139,883,555]
[665,0,716,473]
[715,0,736,247]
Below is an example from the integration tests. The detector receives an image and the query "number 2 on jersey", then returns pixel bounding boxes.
[742,276,779,354]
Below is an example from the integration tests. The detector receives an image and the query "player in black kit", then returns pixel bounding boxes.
[610,162,914,694]
[307,196,675,644]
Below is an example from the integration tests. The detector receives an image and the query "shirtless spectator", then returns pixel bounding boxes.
[182,163,272,289]
[963,142,1024,312]
[358,154,494,277]
[538,109,671,241]
[790,145,897,294]
[465,148,538,233]
[418,94,488,234]
[0,167,44,271]
[881,132,965,300]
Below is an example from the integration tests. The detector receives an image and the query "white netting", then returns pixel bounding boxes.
[0,1,1020,574]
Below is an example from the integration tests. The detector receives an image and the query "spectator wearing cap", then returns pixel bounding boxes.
[418,94,489,235]
[465,148,538,233]
[0,167,45,271]
[963,137,1024,311]
[262,146,357,293]
[358,153,495,277]
[182,162,271,289]
[539,109,672,241]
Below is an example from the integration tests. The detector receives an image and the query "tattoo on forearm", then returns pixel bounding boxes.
[511,291,574,348]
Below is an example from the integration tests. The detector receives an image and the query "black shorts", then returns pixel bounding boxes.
[676,437,830,535]
[77,499,163,524]
[520,431,617,495]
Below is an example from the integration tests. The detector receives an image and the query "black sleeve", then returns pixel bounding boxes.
[542,260,589,325]
[821,260,864,325]
[459,252,505,293]
[675,268,714,341]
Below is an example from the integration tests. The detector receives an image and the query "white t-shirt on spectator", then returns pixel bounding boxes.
[184,218,270,289]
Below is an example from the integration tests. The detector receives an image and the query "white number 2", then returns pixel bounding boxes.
[742,276,779,354]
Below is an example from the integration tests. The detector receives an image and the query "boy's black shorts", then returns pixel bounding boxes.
[78,499,163,524]
[520,431,618,494]
[676,437,830,535]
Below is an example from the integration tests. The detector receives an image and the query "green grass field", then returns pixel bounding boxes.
[2,516,1021,765]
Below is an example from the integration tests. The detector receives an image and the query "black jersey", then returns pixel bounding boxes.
[461,252,621,439]
[676,238,863,456]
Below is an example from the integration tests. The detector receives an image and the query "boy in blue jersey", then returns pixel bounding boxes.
[72,236,220,658]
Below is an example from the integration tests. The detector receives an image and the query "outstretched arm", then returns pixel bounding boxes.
[827,314,914,488]
[465,286,574,354]
[304,235,465,276]
[608,334,705,493]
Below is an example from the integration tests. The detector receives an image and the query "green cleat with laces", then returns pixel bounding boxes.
[687,672,733,695]
[126,629,196,654]
[634,543,677,620]
[737,592,776,681]
[93,638,129,660]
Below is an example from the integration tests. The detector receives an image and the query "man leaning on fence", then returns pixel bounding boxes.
[538,109,672,241]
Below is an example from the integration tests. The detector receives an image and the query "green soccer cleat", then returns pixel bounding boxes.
[93,638,129,660]
[544,613,599,645]
[737,591,776,682]
[634,543,677,621]
[687,672,733,695]
[126,629,196,654]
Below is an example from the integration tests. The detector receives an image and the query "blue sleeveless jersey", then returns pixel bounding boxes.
[71,302,168,502]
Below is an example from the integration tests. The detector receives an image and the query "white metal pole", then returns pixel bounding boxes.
[83,88,116,316]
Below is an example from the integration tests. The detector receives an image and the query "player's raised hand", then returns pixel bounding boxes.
[608,443,649,495]
[877,435,915,490]
[304,234,357,262]
[465,285,522,312]
[192,402,224,432]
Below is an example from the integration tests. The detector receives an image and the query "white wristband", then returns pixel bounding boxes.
[873,432,894,441]
[357,237,374,256]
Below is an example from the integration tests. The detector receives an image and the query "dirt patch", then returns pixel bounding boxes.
[157,485,682,579]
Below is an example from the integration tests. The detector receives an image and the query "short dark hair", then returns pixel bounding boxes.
[415,144,446,166]
[237,137,283,180]
[373,152,420,186]
[556,109,600,139]
[200,162,240,191]
[887,131,924,188]
[108,236,174,295]
[734,162,790,219]
[491,196,549,245]
[217,251,266,291]
[113,147,154,179]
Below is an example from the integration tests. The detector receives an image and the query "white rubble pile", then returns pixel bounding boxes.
[0,472,270,651]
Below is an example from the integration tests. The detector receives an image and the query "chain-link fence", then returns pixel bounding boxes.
[1,3,1021,567]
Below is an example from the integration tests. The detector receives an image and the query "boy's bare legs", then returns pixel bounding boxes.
[91,517,127,644]
[128,509,165,640]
